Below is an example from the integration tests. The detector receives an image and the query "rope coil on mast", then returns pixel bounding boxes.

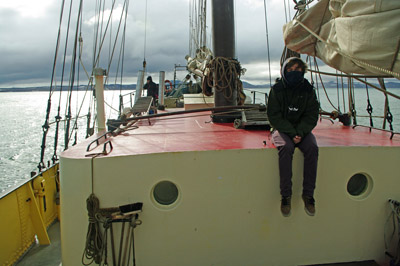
[202,57,246,105]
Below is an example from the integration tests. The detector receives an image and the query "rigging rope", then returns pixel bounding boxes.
[283,0,289,23]
[40,0,131,170]
[64,0,84,151]
[348,78,357,125]
[92,0,118,70]
[72,14,85,147]
[38,0,67,171]
[365,79,374,129]
[102,0,129,119]
[143,0,148,62]
[313,57,339,112]
[341,73,346,113]
[189,0,207,58]
[105,0,128,83]
[38,0,68,171]
[67,0,128,143]
[335,70,341,112]
[263,0,272,88]
[113,0,129,118]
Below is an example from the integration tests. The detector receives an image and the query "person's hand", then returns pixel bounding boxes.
[293,135,302,144]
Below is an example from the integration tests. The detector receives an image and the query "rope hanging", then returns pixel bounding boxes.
[82,193,104,265]
[82,193,143,266]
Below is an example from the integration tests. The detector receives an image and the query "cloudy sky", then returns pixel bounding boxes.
[0,0,298,88]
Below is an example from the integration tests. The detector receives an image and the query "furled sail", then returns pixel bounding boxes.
[283,0,400,78]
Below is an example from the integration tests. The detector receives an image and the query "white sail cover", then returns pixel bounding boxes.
[283,0,400,78]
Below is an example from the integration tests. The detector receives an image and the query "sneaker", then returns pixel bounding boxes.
[281,196,291,217]
[302,195,316,216]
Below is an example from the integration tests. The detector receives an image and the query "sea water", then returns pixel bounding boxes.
[0,87,399,193]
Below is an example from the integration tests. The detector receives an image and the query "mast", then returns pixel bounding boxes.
[211,0,240,122]
[212,0,235,59]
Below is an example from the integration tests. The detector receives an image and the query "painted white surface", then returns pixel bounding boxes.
[60,146,400,265]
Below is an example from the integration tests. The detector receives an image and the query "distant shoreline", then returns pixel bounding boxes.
[0,85,136,92]
[0,81,399,92]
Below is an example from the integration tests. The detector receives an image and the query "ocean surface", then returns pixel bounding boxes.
[1,87,399,193]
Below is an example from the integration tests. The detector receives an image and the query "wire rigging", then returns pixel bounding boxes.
[365,79,374,129]
[189,0,207,58]
[113,0,130,118]
[64,0,84,151]
[263,0,272,88]
[68,0,129,142]
[143,0,148,62]
[38,0,67,171]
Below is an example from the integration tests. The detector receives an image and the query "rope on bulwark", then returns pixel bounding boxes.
[82,193,103,265]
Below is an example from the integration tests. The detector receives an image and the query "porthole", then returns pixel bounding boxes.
[152,181,179,206]
[347,173,373,199]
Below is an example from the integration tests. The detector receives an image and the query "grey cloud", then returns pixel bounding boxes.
[0,0,293,88]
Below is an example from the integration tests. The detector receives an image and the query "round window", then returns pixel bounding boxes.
[153,181,179,205]
[347,173,373,199]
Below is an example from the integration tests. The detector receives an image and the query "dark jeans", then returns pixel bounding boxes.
[272,130,318,197]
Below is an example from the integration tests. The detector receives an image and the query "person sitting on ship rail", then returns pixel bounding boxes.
[267,57,320,217]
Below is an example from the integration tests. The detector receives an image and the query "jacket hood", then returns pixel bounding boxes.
[281,57,306,84]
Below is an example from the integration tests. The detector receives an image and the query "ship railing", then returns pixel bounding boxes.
[243,88,268,105]
[117,90,136,116]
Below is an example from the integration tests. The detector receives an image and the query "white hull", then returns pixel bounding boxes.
[60,139,400,265]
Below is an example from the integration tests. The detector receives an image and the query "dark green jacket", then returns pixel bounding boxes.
[267,78,319,138]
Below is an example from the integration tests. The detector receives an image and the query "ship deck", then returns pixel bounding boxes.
[52,109,400,265]
[16,222,61,266]
[63,110,400,159]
